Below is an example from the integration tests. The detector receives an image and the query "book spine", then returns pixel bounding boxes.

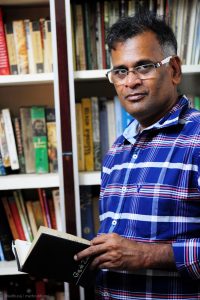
[18,190,34,241]
[96,2,103,69]
[13,117,26,173]
[80,186,95,240]
[41,188,52,228]
[99,97,109,160]
[74,4,87,70]
[0,242,5,261]
[12,20,29,74]
[48,197,57,230]
[13,191,31,242]
[45,108,58,173]
[31,106,49,173]
[38,188,48,227]
[0,8,10,75]
[26,201,38,238]
[24,19,35,74]
[20,107,35,174]
[0,113,10,168]
[2,109,19,170]
[81,98,94,171]
[0,150,6,175]
[106,99,116,147]
[52,189,62,231]
[1,196,19,240]
[4,22,18,74]
[75,103,85,171]
[8,196,26,240]
[44,20,53,73]
[91,97,101,171]
[30,21,44,73]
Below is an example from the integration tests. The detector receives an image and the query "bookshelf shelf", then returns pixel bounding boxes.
[79,171,101,186]
[0,260,22,276]
[0,0,48,5]
[0,173,59,190]
[74,65,200,81]
[0,73,54,86]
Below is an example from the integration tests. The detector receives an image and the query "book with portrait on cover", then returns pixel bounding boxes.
[12,226,95,287]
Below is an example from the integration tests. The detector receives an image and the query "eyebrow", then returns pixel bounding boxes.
[112,59,155,70]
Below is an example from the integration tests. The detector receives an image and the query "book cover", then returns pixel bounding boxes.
[81,98,94,171]
[4,22,18,74]
[20,107,35,174]
[45,108,58,173]
[31,106,49,174]
[26,200,38,238]
[75,102,85,171]
[0,150,6,175]
[0,8,10,75]
[106,99,116,148]
[99,97,109,161]
[37,188,48,227]
[13,226,95,287]
[30,20,44,73]
[2,109,19,171]
[13,20,29,74]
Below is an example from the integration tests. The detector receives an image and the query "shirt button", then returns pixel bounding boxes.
[104,292,109,297]
[112,220,117,226]
[133,154,138,159]
[122,186,126,193]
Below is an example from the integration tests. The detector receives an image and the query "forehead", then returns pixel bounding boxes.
[111,31,164,66]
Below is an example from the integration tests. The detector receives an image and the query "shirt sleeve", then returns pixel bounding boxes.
[172,238,200,280]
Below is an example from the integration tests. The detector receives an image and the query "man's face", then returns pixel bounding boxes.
[111,31,181,129]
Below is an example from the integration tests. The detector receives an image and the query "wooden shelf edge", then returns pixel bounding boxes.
[0,0,49,5]
[79,171,101,186]
[0,73,53,86]
[0,260,24,276]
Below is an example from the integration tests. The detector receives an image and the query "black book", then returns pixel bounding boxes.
[12,226,95,287]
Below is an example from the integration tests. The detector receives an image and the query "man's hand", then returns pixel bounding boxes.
[74,233,176,271]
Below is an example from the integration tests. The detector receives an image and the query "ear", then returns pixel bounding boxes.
[170,56,182,85]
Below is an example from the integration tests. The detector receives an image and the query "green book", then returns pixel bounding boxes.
[31,106,49,173]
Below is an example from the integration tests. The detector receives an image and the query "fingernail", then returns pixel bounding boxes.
[74,255,77,261]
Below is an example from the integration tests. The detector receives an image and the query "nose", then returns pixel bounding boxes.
[124,71,142,87]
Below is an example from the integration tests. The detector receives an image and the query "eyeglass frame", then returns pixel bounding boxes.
[106,56,173,85]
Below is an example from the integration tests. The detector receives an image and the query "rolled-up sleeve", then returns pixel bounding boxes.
[172,239,200,280]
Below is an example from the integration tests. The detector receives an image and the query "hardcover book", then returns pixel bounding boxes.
[12,226,95,287]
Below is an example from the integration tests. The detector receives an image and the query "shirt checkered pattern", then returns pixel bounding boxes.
[95,96,200,299]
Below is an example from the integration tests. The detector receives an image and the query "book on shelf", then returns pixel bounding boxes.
[81,98,94,171]
[13,117,26,173]
[75,102,85,171]
[4,22,18,75]
[46,108,58,173]
[2,108,19,170]
[44,20,53,73]
[91,97,101,171]
[0,8,10,75]
[0,112,11,169]
[30,20,44,73]
[12,226,95,287]
[24,19,35,74]
[12,20,29,74]
[31,106,49,174]
[80,186,95,240]
[20,107,36,174]
[52,189,62,231]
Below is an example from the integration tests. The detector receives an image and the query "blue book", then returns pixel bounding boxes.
[0,241,5,261]
[114,96,133,136]
[0,151,6,175]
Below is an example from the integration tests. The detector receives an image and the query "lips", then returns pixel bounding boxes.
[125,93,147,101]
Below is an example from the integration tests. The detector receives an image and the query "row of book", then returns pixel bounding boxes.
[0,278,65,300]
[0,8,52,75]
[76,96,133,171]
[0,188,61,261]
[0,106,58,175]
[190,95,200,111]
[71,0,200,71]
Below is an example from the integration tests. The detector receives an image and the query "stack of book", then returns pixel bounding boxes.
[0,8,52,75]
[0,188,61,261]
[0,106,58,176]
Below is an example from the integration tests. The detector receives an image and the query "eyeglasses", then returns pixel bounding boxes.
[106,56,173,86]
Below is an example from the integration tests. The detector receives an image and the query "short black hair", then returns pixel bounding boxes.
[106,11,177,56]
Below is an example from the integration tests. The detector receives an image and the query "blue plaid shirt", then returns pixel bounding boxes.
[96,96,200,299]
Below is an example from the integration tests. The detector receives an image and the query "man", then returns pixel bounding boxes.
[75,12,200,299]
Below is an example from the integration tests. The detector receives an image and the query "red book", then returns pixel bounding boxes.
[0,8,10,75]
[8,196,26,240]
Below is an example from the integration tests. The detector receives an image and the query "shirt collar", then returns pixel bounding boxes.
[123,95,190,144]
